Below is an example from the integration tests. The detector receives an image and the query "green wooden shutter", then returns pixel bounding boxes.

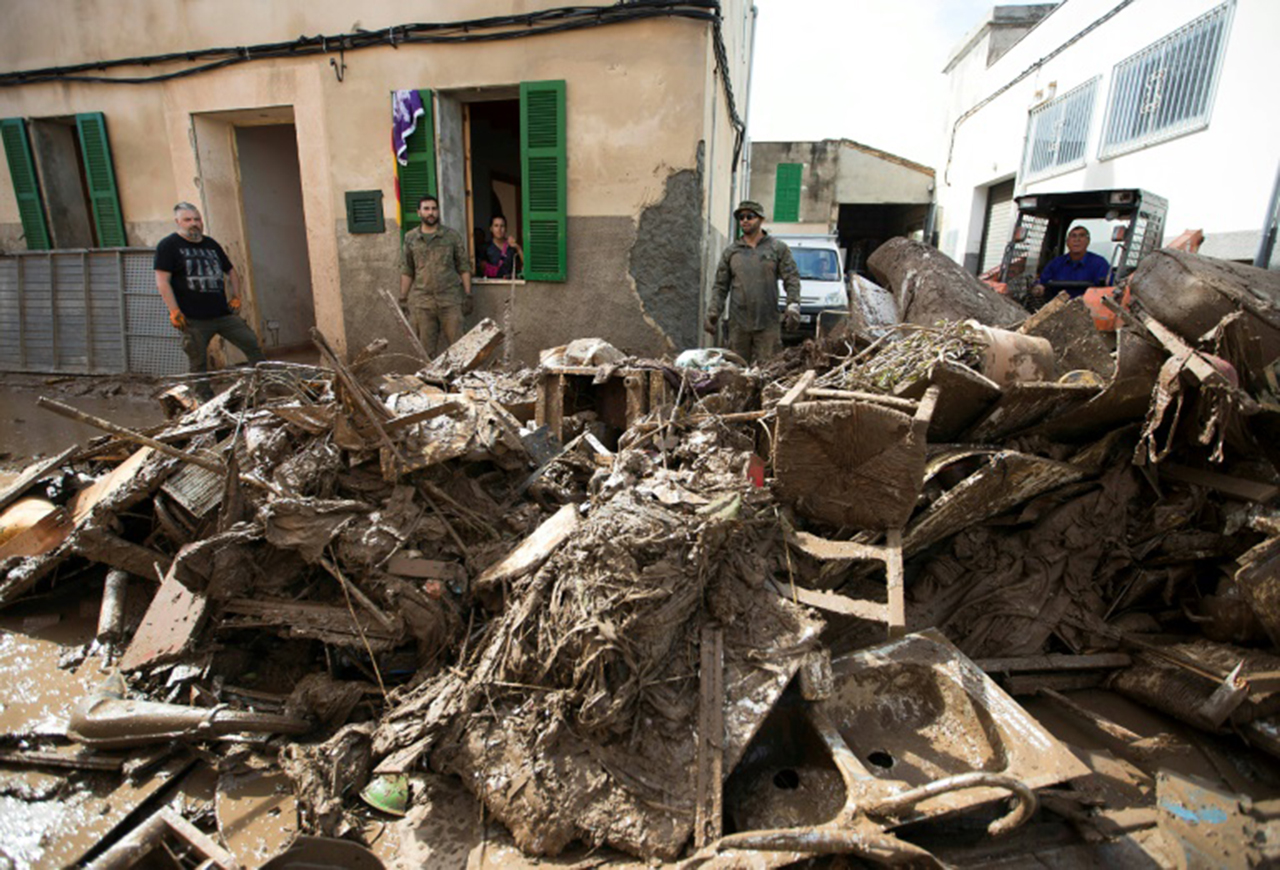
[76,112,127,247]
[521,80,567,282]
[774,162,803,223]
[396,89,436,238]
[1,118,51,250]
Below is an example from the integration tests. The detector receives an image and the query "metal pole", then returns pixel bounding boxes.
[1255,160,1280,269]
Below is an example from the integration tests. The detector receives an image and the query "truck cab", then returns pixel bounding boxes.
[772,234,849,341]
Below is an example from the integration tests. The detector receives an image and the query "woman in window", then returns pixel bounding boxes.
[480,215,522,279]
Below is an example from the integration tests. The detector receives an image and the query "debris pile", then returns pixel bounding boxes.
[1,250,1279,868]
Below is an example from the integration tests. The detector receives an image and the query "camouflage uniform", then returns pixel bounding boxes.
[400,224,471,356]
[708,232,801,363]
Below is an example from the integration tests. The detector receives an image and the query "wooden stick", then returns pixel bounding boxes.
[318,555,397,633]
[805,388,920,411]
[378,286,431,362]
[310,327,408,471]
[38,397,226,476]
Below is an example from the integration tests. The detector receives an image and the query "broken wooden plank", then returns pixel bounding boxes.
[976,653,1132,674]
[222,597,402,648]
[777,369,817,409]
[72,527,172,579]
[804,388,919,411]
[0,445,77,515]
[70,447,158,524]
[427,317,502,376]
[473,503,579,600]
[767,579,886,622]
[962,381,1099,443]
[383,399,462,433]
[119,560,211,671]
[694,625,724,849]
[0,504,70,560]
[1160,464,1280,503]
[903,451,1086,555]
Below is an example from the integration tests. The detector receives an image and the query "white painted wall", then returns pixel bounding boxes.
[938,0,1279,270]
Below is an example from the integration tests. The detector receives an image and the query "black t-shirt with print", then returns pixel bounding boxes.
[153,233,234,320]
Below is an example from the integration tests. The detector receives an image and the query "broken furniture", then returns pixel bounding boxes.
[774,370,939,638]
[535,364,670,447]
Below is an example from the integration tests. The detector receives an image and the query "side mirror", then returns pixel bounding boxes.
[1111,226,1128,243]
[1012,225,1029,242]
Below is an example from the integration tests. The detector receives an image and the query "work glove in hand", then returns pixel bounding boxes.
[703,314,718,336]
[783,303,801,330]
[169,309,187,330]
[463,294,475,317]
[228,296,242,313]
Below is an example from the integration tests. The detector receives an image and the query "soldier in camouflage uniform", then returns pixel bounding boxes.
[399,195,473,356]
[705,200,801,364]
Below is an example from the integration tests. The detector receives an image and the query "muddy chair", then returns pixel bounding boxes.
[771,370,939,639]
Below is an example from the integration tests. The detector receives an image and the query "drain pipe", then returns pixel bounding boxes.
[733,4,759,205]
[1255,160,1280,269]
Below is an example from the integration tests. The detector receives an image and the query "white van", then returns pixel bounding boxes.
[772,234,848,340]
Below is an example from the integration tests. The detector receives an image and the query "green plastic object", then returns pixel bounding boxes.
[359,774,409,817]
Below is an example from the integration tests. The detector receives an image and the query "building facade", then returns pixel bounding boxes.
[747,139,936,277]
[0,0,755,371]
[939,0,1278,276]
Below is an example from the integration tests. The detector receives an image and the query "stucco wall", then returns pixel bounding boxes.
[939,0,1280,270]
[0,3,750,360]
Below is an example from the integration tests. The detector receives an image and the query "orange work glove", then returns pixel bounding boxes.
[169,309,187,330]
[228,296,242,313]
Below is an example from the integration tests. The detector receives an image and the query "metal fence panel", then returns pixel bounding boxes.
[0,248,183,376]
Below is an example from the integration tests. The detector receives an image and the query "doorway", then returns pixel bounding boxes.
[234,124,315,350]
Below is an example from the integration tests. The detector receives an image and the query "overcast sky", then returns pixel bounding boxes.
[746,0,1000,168]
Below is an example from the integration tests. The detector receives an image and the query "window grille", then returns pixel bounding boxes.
[1099,1,1234,159]
[1023,78,1098,181]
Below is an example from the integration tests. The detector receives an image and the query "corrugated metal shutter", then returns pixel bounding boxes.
[979,179,1016,274]
[0,250,182,375]
[521,80,567,282]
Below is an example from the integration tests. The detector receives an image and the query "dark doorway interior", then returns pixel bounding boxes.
[468,100,521,276]
[235,124,315,350]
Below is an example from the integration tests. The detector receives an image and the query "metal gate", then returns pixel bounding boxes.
[0,248,186,375]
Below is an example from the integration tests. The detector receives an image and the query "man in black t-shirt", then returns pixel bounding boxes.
[154,202,264,399]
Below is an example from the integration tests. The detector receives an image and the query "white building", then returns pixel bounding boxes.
[938,0,1279,275]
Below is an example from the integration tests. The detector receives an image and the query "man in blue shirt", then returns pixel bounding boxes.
[1032,226,1112,301]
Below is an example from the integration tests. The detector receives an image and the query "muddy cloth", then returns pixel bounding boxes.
[910,464,1143,658]
[708,233,800,333]
[399,224,471,307]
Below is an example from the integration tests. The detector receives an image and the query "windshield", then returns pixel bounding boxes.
[792,248,841,281]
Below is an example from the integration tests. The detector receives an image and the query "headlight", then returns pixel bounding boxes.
[823,288,848,307]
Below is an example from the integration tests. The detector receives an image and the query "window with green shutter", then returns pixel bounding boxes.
[520,80,567,282]
[774,163,803,223]
[395,89,437,238]
[1,117,51,250]
[75,112,127,247]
